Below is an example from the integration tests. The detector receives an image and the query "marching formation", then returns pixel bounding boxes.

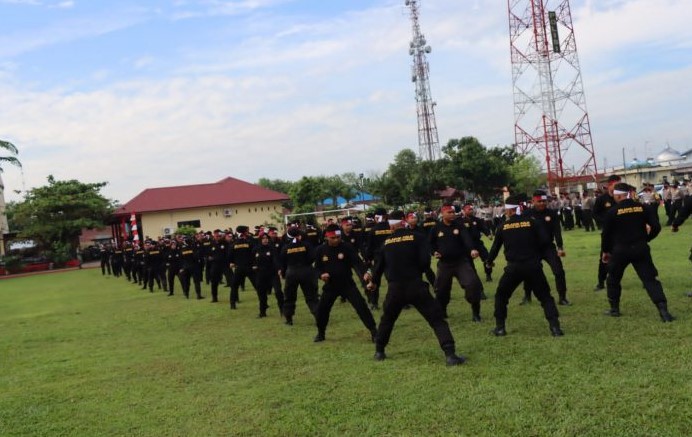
[97,177,690,366]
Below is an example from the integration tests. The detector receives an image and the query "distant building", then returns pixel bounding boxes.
[112,177,290,242]
[608,146,691,188]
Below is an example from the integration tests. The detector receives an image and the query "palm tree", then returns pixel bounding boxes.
[0,140,21,171]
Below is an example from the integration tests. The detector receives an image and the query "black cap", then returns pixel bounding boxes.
[374,207,387,216]
[505,194,523,205]
[236,225,249,233]
[286,226,300,238]
[607,175,621,183]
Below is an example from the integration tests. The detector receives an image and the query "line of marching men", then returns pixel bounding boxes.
[96,183,687,365]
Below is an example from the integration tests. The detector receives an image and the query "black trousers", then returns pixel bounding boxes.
[375,280,455,355]
[230,266,255,304]
[434,259,482,312]
[254,268,275,315]
[146,266,167,291]
[101,258,111,275]
[123,260,132,280]
[283,266,319,320]
[316,280,376,334]
[209,262,225,301]
[111,260,122,277]
[179,264,202,297]
[524,245,567,299]
[166,264,179,294]
[606,242,666,307]
[494,261,559,326]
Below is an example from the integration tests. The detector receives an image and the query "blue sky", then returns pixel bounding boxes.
[1,0,691,204]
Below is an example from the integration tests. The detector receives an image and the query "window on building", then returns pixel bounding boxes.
[177,220,201,228]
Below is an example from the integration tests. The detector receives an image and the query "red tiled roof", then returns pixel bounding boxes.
[115,177,289,216]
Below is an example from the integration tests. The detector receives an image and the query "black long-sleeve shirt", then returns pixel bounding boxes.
[487,215,549,264]
[314,242,366,284]
[372,228,429,285]
[230,237,253,268]
[601,198,661,253]
[524,207,563,249]
[428,220,475,261]
[593,193,616,223]
[279,240,315,274]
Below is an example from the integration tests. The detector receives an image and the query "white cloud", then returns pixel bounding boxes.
[1,0,691,203]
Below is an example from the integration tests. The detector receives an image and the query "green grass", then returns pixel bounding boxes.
[1,224,691,436]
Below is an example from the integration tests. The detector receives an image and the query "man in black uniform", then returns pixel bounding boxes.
[459,203,492,288]
[178,236,204,299]
[251,232,277,318]
[429,204,483,321]
[486,195,564,337]
[122,241,134,281]
[313,224,377,343]
[279,226,319,325]
[601,183,675,321]
[267,227,285,310]
[521,190,570,306]
[364,211,465,366]
[144,240,166,292]
[111,244,123,277]
[592,175,621,290]
[99,243,112,276]
[230,225,255,309]
[164,239,181,296]
[207,230,228,303]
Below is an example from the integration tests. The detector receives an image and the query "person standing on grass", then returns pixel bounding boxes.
[365,210,466,366]
[313,224,377,343]
[593,175,621,291]
[428,203,483,322]
[485,195,564,337]
[229,225,256,310]
[178,237,204,300]
[520,190,570,306]
[601,183,675,322]
[251,233,278,318]
[279,226,319,326]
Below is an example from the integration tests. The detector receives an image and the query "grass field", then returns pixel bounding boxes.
[1,225,691,436]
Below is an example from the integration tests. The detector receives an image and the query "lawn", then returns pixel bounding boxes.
[1,225,690,436]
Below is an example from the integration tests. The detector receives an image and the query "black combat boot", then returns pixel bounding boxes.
[656,302,675,322]
[491,324,507,336]
[313,331,325,342]
[549,320,564,337]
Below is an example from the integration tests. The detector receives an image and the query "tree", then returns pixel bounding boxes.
[0,139,21,172]
[289,176,325,215]
[508,154,545,195]
[257,178,294,209]
[442,137,514,199]
[12,175,115,249]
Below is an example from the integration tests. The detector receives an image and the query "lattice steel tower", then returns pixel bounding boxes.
[508,0,598,190]
[405,0,440,161]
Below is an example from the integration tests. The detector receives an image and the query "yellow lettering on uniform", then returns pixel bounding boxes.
[287,247,307,254]
[503,221,531,231]
[182,250,193,255]
[375,230,393,236]
[617,206,643,215]
[384,235,414,246]
[235,244,250,249]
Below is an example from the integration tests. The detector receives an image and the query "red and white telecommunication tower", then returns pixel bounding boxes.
[508,0,599,190]
[405,0,440,161]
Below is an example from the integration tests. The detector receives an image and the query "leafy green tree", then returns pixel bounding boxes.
[0,139,21,172]
[442,137,514,199]
[508,154,545,195]
[257,178,294,209]
[12,175,115,249]
[289,176,325,214]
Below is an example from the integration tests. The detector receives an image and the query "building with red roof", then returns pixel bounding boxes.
[111,177,289,241]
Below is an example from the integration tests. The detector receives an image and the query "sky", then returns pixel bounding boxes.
[0,0,691,204]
